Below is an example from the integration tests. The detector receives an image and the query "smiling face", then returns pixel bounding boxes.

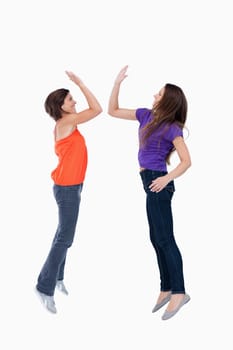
[152,86,165,108]
[61,93,77,114]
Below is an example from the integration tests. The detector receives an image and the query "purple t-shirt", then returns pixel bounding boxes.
[136,108,183,172]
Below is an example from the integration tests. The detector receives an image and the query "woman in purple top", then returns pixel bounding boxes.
[108,65,191,321]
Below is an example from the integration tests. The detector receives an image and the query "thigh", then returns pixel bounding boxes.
[53,185,82,238]
[53,184,82,207]
[146,189,174,244]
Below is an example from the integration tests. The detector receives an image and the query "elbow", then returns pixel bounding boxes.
[108,103,118,116]
[181,158,191,172]
[108,108,117,117]
[107,107,113,116]
[95,106,103,115]
[186,158,192,169]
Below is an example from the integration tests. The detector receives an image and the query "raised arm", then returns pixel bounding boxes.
[65,71,102,125]
[108,65,136,120]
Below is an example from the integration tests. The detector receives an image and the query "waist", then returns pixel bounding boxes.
[139,168,167,176]
[139,167,167,175]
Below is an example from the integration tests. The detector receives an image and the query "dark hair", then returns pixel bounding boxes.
[141,83,188,164]
[44,88,69,121]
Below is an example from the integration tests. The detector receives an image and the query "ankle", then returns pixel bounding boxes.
[160,291,171,297]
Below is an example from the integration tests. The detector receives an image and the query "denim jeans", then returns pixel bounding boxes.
[140,169,185,294]
[36,183,83,296]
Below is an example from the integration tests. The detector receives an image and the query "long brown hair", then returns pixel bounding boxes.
[141,83,188,164]
[44,88,69,121]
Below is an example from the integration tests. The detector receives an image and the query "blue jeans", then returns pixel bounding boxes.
[140,169,185,294]
[36,183,83,296]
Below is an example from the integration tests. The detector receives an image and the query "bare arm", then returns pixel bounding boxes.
[149,136,191,192]
[108,65,136,120]
[65,71,102,125]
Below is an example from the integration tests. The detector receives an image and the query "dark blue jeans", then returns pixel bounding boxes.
[140,169,185,294]
[36,183,83,296]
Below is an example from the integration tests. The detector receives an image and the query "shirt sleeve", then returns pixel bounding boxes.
[165,124,183,142]
[136,108,151,123]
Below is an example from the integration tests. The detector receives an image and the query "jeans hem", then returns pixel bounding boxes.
[161,289,171,292]
[36,285,54,297]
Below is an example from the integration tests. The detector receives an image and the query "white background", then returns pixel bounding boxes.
[0,0,232,348]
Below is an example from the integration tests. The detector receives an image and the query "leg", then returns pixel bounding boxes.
[146,203,171,292]
[57,256,66,281]
[140,170,188,317]
[140,169,184,293]
[36,184,82,296]
[56,256,69,294]
[146,190,185,294]
[51,228,67,281]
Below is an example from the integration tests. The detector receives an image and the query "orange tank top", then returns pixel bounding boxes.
[51,128,88,186]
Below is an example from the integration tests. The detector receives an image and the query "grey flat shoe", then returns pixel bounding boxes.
[152,292,171,313]
[161,294,190,320]
[35,287,57,314]
[56,280,69,295]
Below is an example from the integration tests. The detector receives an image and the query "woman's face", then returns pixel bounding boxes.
[153,87,165,108]
[61,93,77,114]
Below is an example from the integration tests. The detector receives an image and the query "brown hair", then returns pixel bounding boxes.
[44,88,69,121]
[141,83,188,164]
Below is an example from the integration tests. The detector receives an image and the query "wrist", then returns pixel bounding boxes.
[165,173,173,182]
[76,81,85,88]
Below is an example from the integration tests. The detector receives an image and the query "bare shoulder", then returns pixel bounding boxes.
[55,118,76,141]
[59,114,77,125]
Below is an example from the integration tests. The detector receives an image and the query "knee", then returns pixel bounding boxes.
[65,240,73,248]
[54,238,74,249]
[156,235,176,250]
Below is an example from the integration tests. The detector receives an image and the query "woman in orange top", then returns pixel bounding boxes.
[36,71,102,313]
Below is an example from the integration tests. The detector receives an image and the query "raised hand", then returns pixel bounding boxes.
[65,71,83,85]
[114,65,128,85]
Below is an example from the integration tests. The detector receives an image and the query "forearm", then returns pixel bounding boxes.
[108,83,120,115]
[66,71,102,113]
[166,160,191,182]
[78,82,102,113]
[108,66,136,120]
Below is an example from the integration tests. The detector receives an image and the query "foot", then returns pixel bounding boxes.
[162,294,190,320]
[35,288,57,314]
[56,280,69,295]
[156,291,171,305]
[166,294,186,312]
[152,291,171,313]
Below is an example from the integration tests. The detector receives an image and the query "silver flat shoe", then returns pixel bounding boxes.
[152,292,171,313]
[56,280,69,295]
[35,287,57,314]
[162,294,190,320]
